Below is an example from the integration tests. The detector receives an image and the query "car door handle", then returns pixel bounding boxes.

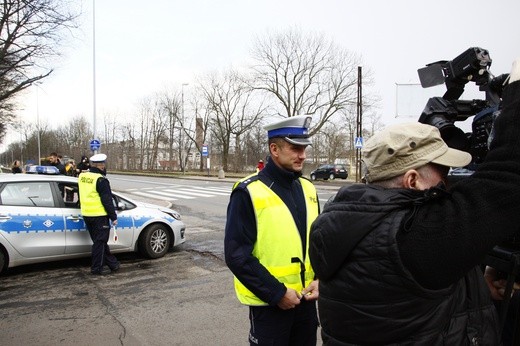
[0,214,12,222]
[67,215,83,222]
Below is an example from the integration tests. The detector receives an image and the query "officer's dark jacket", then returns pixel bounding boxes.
[310,185,499,345]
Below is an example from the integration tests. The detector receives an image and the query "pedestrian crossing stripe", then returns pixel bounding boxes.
[189,187,230,195]
[165,189,208,197]
[155,190,196,199]
[131,191,178,201]
[127,185,232,201]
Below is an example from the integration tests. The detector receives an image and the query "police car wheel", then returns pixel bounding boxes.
[138,224,171,259]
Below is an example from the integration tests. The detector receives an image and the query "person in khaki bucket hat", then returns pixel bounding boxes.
[309,57,520,345]
[361,122,471,184]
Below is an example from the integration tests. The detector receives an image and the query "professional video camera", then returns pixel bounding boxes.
[417,48,519,340]
[417,47,509,169]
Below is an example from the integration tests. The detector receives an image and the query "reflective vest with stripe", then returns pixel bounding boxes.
[78,172,107,217]
[233,176,319,306]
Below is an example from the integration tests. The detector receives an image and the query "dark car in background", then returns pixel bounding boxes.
[310,164,348,181]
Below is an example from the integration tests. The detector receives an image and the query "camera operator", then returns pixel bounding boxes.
[309,59,520,345]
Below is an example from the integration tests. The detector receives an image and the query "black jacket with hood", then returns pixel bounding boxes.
[309,80,520,345]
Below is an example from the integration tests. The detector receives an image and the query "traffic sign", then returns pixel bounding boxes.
[201,144,209,157]
[90,139,101,151]
[354,137,363,149]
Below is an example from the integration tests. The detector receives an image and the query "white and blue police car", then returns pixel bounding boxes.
[0,167,186,274]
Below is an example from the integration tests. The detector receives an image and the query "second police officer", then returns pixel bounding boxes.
[78,153,120,276]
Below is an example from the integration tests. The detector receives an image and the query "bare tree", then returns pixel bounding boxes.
[340,106,357,170]
[158,89,181,170]
[0,0,79,141]
[121,120,138,170]
[243,122,268,169]
[60,115,92,160]
[251,28,371,135]
[177,95,212,171]
[134,97,167,170]
[362,109,384,138]
[157,88,196,172]
[99,112,123,169]
[198,70,266,172]
[316,123,349,164]
[149,98,169,170]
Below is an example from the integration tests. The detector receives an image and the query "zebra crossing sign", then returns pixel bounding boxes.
[354,137,364,149]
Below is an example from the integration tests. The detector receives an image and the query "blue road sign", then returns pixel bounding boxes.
[201,144,209,157]
[90,139,101,151]
[354,137,363,149]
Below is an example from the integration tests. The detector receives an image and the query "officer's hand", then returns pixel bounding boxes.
[301,279,319,301]
[112,219,118,226]
[277,288,301,310]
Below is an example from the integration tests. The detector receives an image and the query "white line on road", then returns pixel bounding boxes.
[131,191,178,201]
[154,190,196,199]
[190,187,230,195]
[165,189,211,197]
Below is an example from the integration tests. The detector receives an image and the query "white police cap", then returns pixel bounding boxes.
[90,153,107,163]
[264,115,313,146]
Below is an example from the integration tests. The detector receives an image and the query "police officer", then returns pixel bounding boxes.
[225,115,320,345]
[78,153,120,275]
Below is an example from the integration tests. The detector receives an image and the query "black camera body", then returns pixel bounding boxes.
[417,48,520,281]
[417,47,508,167]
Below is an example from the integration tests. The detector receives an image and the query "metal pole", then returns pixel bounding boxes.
[92,0,97,153]
[19,119,23,165]
[36,86,41,165]
[356,66,363,182]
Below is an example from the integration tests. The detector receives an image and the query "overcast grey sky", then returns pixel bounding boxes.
[7,0,520,147]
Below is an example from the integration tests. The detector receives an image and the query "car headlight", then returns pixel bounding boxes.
[161,209,181,220]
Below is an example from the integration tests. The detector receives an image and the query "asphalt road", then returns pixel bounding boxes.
[0,242,250,345]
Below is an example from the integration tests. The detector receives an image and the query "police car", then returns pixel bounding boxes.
[0,168,186,274]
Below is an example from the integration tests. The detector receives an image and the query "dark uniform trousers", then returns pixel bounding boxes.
[84,216,119,273]
[248,300,318,345]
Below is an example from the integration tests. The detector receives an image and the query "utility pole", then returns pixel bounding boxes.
[36,85,41,165]
[355,66,363,182]
[92,0,98,154]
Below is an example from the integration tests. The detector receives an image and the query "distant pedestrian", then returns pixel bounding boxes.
[47,152,66,174]
[11,160,22,174]
[256,159,265,172]
[65,160,76,177]
[76,155,90,175]
[78,153,120,276]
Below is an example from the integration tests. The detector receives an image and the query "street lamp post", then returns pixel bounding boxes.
[181,83,189,174]
[36,85,41,165]
[92,0,98,153]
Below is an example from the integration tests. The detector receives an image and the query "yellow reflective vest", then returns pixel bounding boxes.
[78,171,107,217]
[233,175,319,306]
